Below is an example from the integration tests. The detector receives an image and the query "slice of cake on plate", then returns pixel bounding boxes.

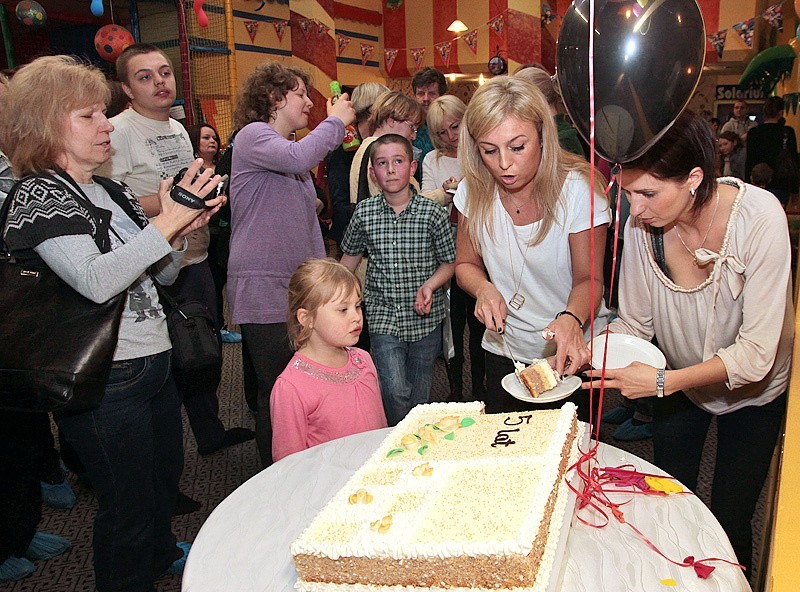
[291,401,584,591]
[518,359,559,398]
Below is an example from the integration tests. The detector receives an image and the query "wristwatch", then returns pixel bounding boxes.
[656,368,665,398]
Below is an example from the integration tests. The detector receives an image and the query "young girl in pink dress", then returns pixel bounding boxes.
[270,259,387,462]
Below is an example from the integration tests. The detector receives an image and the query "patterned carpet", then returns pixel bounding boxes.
[3,329,768,592]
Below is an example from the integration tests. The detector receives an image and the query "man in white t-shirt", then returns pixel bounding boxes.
[99,44,254,489]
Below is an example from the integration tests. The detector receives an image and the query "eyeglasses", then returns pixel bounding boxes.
[401,120,418,134]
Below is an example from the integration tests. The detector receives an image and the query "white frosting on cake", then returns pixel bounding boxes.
[292,402,582,591]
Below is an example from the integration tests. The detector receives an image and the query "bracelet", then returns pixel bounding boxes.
[555,310,583,326]
[656,368,665,398]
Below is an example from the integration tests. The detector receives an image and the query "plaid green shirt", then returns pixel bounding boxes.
[341,188,455,342]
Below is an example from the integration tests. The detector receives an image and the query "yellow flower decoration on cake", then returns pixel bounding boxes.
[370,515,393,534]
[348,489,373,504]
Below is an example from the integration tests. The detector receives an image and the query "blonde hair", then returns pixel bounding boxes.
[514,67,563,113]
[460,76,605,249]
[351,82,389,124]
[287,258,362,350]
[426,95,466,153]
[0,56,110,177]
[367,91,422,136]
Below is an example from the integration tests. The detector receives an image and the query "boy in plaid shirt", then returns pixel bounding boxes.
[341,134,455,425]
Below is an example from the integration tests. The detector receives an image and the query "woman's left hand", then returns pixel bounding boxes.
[581,362,659,399]
[544,315,591,375]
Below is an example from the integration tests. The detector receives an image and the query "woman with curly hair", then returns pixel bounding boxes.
[227,62,355,466]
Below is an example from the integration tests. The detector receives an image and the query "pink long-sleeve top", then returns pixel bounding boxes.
[270,347,388,462]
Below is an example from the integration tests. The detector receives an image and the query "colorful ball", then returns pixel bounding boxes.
[15,1,47,28]
[94,25,135,63]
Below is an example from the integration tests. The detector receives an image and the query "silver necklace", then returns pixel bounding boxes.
[674,189,720,263]
[504,209,536,310]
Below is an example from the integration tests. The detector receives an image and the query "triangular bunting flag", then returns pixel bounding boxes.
[707,30,727,59]
[732,18,755,48]
[411,47,426,70]
[763,3,783,33]
[463,29,478,54]
[244,20,259,44]
[360,43,375,66]
[489,15,504,36]
[385,48,399,73]
[298,18,313,40]
[435,41,452,67]
[541,4,557,26]
[272,19,287,42]
[316,22,330,38]
[337,33,351,56]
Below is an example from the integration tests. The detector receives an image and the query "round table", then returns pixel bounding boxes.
[182,428,751,592]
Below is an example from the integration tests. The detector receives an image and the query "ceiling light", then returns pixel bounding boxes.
[447,20,468,33]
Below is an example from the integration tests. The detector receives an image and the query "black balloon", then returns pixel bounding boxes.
[557,0,705,163]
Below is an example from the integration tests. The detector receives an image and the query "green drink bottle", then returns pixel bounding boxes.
[330,81,360,152]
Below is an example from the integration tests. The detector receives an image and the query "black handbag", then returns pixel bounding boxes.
[0,177,125,413]
[153,282,222,390]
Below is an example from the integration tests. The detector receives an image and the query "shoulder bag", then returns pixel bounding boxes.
[0,176,125,413]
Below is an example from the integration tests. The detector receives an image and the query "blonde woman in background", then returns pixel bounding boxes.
[421,95,485,400]
[515,66,586,158]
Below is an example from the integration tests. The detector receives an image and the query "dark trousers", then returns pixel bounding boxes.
[0,411,44,563]
[56,351,183,592]
[449,280,486,398]
[240,323,294,467]
[652,391,786,577]
[163,260,226,452]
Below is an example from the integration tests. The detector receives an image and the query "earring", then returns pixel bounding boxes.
[689,187,696,197]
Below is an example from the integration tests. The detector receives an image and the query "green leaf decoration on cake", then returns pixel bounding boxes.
[417,444,429,455]
[460,417,476,428]
[444,432,455,441]
[386,448,405,458]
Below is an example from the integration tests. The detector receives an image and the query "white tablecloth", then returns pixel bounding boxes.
[182,429,751,592]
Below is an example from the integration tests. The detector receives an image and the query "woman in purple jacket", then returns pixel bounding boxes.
[228,63,355,466]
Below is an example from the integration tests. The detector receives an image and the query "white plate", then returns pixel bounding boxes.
[502,373,582,404]
[590,334,666,369]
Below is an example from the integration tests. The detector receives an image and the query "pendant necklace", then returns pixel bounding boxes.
[674,189,720,264]
[505,204,536,310]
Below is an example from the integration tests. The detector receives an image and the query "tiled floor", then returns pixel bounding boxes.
[4,331,768,592]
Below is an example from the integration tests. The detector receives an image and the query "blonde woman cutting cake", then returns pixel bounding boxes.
[454,76,610,414]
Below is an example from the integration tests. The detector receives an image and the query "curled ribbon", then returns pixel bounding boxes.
[194,0,209,27]
[567,445,743,579]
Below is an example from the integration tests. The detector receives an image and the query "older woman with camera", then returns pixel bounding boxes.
[0,56,223,591]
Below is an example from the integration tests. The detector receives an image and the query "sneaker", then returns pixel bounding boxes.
[25,532,71,561]
[167,542,192,575]
[0,556,35,583]
[613,418,654,441]
[601,405,635,425]
[220,329,242,344]
[41,479,77,510]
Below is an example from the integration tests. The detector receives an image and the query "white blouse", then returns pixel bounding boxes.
[609,178,793,414]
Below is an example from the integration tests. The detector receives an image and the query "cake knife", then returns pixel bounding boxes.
[501,332,526,377]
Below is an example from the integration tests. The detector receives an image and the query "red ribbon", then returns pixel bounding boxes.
[566,446,743,578]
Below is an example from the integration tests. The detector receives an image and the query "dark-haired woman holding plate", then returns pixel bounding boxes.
[584,109,793,580]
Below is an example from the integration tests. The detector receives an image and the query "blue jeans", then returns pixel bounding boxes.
[56,351,183,592]
[371,323,442,426]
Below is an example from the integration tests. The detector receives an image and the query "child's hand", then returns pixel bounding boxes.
[414,284,433,316]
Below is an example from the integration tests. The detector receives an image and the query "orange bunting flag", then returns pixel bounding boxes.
[384,48,399,73]
[360,43,375,66]
[244,20,259,44]
[411,47,426,70]
[298,18,313,40]
[463,29,478,54]
[337,33,351,55]
[272,19,287,42]
[435,41,452,67]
